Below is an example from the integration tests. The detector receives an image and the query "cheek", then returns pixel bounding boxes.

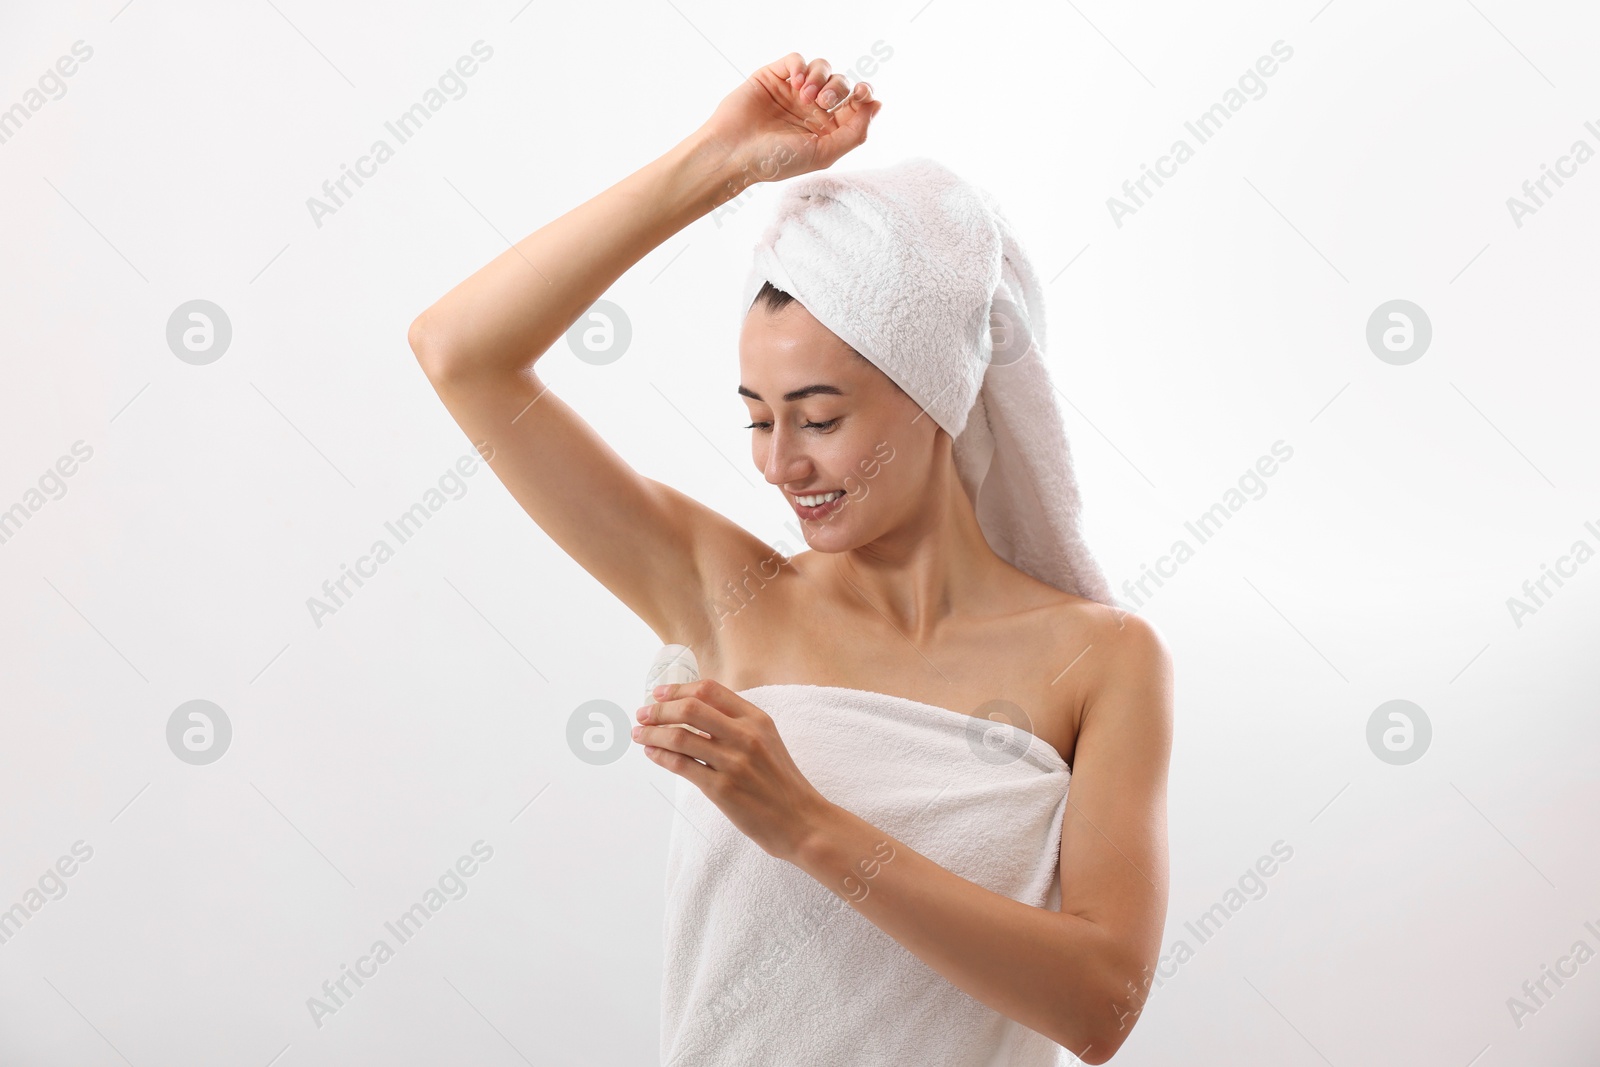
[827,438,875,485]
[839,442,895,499]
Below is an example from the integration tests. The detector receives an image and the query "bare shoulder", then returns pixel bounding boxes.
[1010,573,1169,670]
[1090,606,1173,674]
[1075,604,1175,738]
[1027,589,1173,731]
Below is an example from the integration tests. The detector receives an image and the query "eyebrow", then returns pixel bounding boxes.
[737,384,846,403]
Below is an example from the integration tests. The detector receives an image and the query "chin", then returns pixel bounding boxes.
[796,516,854,547]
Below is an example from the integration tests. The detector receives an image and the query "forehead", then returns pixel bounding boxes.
[738,303,864,391]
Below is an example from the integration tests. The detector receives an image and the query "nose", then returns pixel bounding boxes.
[761,421,812,488]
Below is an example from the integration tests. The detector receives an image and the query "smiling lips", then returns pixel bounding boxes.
[791,489,846,520]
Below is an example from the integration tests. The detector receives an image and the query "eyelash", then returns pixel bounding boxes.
[744,419,839,432]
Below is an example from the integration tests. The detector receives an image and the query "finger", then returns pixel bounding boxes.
[648,702,720,736]
[633,716,716,758]
[815,73,851,110]
[637,693,712,738]
[643,742,717,788]
[780,53,807,90]
[830,82,881,143]
[799,57,833,102]
[641,694,725,739]
[650,679,747,720]
[844,80,876,109]
[784,53,812,90]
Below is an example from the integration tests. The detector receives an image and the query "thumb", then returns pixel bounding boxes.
[826,83,882,153]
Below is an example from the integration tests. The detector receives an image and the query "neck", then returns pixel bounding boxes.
[828,447,1006,644]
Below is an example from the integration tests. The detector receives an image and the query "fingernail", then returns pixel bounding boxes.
[653,685,670,698]
[637,704,651,722]
[818,88,836,107]
[631,725,642,740]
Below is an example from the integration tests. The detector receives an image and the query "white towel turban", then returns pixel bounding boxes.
[739,156,1114,606]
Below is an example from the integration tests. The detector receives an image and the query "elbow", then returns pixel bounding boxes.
[1075,1032,1127,1066]
[1060,1011,1133,1066]
[1052,958,1152,1064]
[407,312,458,384]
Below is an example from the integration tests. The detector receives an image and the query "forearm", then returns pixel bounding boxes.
[792,802,1137,1061]
[409,130,744,381]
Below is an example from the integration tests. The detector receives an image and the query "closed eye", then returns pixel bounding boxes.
[744,419,840,432]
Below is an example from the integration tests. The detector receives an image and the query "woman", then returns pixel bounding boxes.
[409,53,1173,1065]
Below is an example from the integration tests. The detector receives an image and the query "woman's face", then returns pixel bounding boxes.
[738,300,941,550]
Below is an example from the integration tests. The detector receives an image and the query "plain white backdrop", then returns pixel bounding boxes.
[2,0,1597,1063]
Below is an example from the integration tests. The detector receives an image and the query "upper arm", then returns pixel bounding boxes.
[1056,611,1174,1032]
[411,334,761,647]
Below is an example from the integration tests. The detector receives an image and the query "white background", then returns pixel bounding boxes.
[2,0,1597,1063]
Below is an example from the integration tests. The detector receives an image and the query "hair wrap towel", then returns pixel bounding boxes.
[740,156,1113,605]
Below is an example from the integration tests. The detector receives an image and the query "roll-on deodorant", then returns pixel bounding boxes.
[644,644,711,737]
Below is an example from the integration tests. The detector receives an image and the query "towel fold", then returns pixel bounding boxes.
[659,682,1074,1066]
[740,157,1113,606]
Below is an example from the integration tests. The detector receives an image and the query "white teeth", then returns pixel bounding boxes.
[794,490,844,508]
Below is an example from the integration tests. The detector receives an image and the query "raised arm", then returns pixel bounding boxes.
[406,54,881,644]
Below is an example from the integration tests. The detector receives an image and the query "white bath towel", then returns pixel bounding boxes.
[658,682,1075,1066]
[741,157,1113,606]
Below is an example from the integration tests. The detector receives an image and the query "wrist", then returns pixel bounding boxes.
[788,796,846,870]
[790,803,900,905]
[661,127,757,218]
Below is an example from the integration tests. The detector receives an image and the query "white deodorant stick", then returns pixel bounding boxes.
[645,644,711,738]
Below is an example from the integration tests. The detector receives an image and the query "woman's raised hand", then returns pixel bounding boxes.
[695,53,883,193]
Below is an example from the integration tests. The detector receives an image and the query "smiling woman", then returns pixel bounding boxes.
[407,50,1171,1067]
[738,281,915,533]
